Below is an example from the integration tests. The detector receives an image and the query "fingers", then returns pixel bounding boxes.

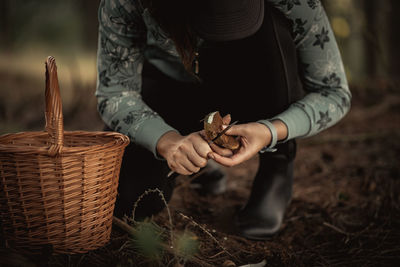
[169,162,194,176]
[187,147,208,168]
[170,132,210,175]
[208,123,268,167]
[192,132,212,158]
[209,142,234,157]
[170,152,201,175]
[180,156,201,173]
[209,148,252,167]
[199,129,234,156]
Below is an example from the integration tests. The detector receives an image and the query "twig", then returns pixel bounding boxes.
[379,248,400,255]
[238,259,267,267]
[131,188,174,248]
[209,250,225,259]
[178,212,235,259]
[113,216,137,235]
[323,222,354,236]
[118,240,130,252]
[287,213,320,222]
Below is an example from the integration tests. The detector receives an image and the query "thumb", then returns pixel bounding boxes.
[223,124,245,136]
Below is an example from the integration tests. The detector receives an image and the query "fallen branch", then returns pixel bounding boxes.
[113,216,137,235]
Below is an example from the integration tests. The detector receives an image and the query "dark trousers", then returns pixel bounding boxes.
[113,4,303,219]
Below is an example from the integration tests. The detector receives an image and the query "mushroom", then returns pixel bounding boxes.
[203,111,240,150]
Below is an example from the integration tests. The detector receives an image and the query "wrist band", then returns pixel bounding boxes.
[259,120,278,153]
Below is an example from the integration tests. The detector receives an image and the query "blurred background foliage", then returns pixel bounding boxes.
[0,0,399,134]
[0,0,100,133]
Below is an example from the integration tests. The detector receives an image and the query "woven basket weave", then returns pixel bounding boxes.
[0,56,130,254]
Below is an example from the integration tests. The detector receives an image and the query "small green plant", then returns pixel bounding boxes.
[173,230,199,263]
[125,188,199,266]
[131,220,165,261]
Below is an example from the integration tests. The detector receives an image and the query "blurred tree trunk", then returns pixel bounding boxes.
[364,0,393,81]
[364,0,377,78]
[78,0,100,50]
[389,0,400,83]
[363,0,396,82]
[323,0,398,84]
[0,0,11,50]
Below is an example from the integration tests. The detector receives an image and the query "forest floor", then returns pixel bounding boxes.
[1,83,400,267]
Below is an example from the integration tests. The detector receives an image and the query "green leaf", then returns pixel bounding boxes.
[131,221,165,260]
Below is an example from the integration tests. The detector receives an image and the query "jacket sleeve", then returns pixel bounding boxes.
[96,0,177,157]
[260,0,352,140]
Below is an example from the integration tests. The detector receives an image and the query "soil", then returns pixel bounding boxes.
[1,86,400,266]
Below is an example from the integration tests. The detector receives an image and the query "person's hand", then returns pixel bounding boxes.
[156,131,212,175]
[209,122,271,167]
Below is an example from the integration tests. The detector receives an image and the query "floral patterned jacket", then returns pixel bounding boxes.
[96,0,351,157]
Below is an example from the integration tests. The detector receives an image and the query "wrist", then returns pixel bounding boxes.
[156,130,181,159]
[255,122,272,148]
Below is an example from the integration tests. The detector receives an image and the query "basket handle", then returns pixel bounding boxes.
[45,56,64,156]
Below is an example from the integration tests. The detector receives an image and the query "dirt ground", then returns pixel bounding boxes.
[1,85,400,266]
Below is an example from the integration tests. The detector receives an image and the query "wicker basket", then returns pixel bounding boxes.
[0,56,130,254]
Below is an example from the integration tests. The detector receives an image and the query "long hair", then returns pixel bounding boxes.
[141,0,198,74]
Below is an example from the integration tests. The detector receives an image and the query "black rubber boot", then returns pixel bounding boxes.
[236,142,295,240]
[190,161,227,195]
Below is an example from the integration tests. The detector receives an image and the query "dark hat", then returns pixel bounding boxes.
[190,0,264,41]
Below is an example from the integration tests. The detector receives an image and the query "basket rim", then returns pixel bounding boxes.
[0,130,130,155]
